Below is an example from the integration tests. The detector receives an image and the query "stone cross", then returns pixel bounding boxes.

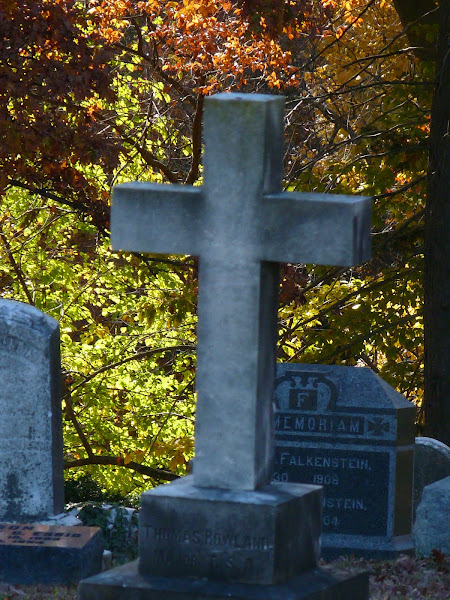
[111,93,371,491]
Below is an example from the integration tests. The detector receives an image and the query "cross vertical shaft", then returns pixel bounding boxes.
[193,96,285,489]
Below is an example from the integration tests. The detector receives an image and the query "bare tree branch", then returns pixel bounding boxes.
[185,93,204,185]
[0,224,35,305]
[64,456,179,482]
[67,344,196,395]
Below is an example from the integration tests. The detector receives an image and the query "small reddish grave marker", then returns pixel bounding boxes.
[0,523,103,585]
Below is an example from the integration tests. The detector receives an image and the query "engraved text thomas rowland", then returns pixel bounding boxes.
[143,526,271,551]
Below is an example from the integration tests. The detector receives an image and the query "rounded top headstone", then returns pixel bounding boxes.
[413,437,450,515]
[0,299,58,334]
[0,299,63,521]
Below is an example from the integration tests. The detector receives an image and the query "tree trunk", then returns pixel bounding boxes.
[392,0,438,59]
[423,0,450,444]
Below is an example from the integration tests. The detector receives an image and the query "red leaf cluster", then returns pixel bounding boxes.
[0,0,120,227]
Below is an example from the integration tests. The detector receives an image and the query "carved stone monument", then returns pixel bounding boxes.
[0,299,64,521]
[79,93,372,600]
[0,299,104,584]
[274,363,416,558]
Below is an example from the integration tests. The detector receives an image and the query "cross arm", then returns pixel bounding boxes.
[111,182,203,256]
[261,192,372,266]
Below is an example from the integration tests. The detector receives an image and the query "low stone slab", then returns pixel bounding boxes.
[413,476,450,557]
[413,437,450,515]
[79,559,369,600]
[0,523,104,584]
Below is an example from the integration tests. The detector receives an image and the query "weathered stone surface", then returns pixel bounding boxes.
[111,93,371,492]
[273,363,416,558]
[138,476,321,585]
[0,300,64,521]
[413,476,450,557]
[413,437,450,515]
[79,560,369,600]
[90,93,372,600]
[0,523,103,584]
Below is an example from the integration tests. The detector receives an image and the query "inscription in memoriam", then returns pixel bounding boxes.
[0,524,94,548]
[275,413,365,436]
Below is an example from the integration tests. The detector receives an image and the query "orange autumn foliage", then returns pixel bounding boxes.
[87,0,334,94]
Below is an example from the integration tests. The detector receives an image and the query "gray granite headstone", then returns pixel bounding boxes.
[274,363,416,559]
[0,300,64,521]
[413,476,450,557]
[413,437,450,516]
[80,93,372,600]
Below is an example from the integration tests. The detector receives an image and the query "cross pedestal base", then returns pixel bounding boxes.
[138,477,322,585]
[79,477,369,599]
[78,559,369,600]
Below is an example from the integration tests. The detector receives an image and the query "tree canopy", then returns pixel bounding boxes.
[0,0,441,498]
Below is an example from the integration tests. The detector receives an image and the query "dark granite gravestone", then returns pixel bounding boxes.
[0,300,64,521]
[0,523,104,584]
[413,437,450,516]
[274,363,416,559]
[79,93,372,600]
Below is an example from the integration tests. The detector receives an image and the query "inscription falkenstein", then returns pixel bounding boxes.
[274,370,390,538]
[277,453,370,470]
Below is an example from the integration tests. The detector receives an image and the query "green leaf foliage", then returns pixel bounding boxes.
[0,0,432,497]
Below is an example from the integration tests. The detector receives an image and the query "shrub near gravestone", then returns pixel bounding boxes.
[76,503,138,563]
[274,363,416,559]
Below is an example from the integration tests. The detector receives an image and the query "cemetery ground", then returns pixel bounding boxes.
[0,553,448,600]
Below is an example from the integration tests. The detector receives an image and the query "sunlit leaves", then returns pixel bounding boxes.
[0,187,196,496]
[1,0,430,497]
